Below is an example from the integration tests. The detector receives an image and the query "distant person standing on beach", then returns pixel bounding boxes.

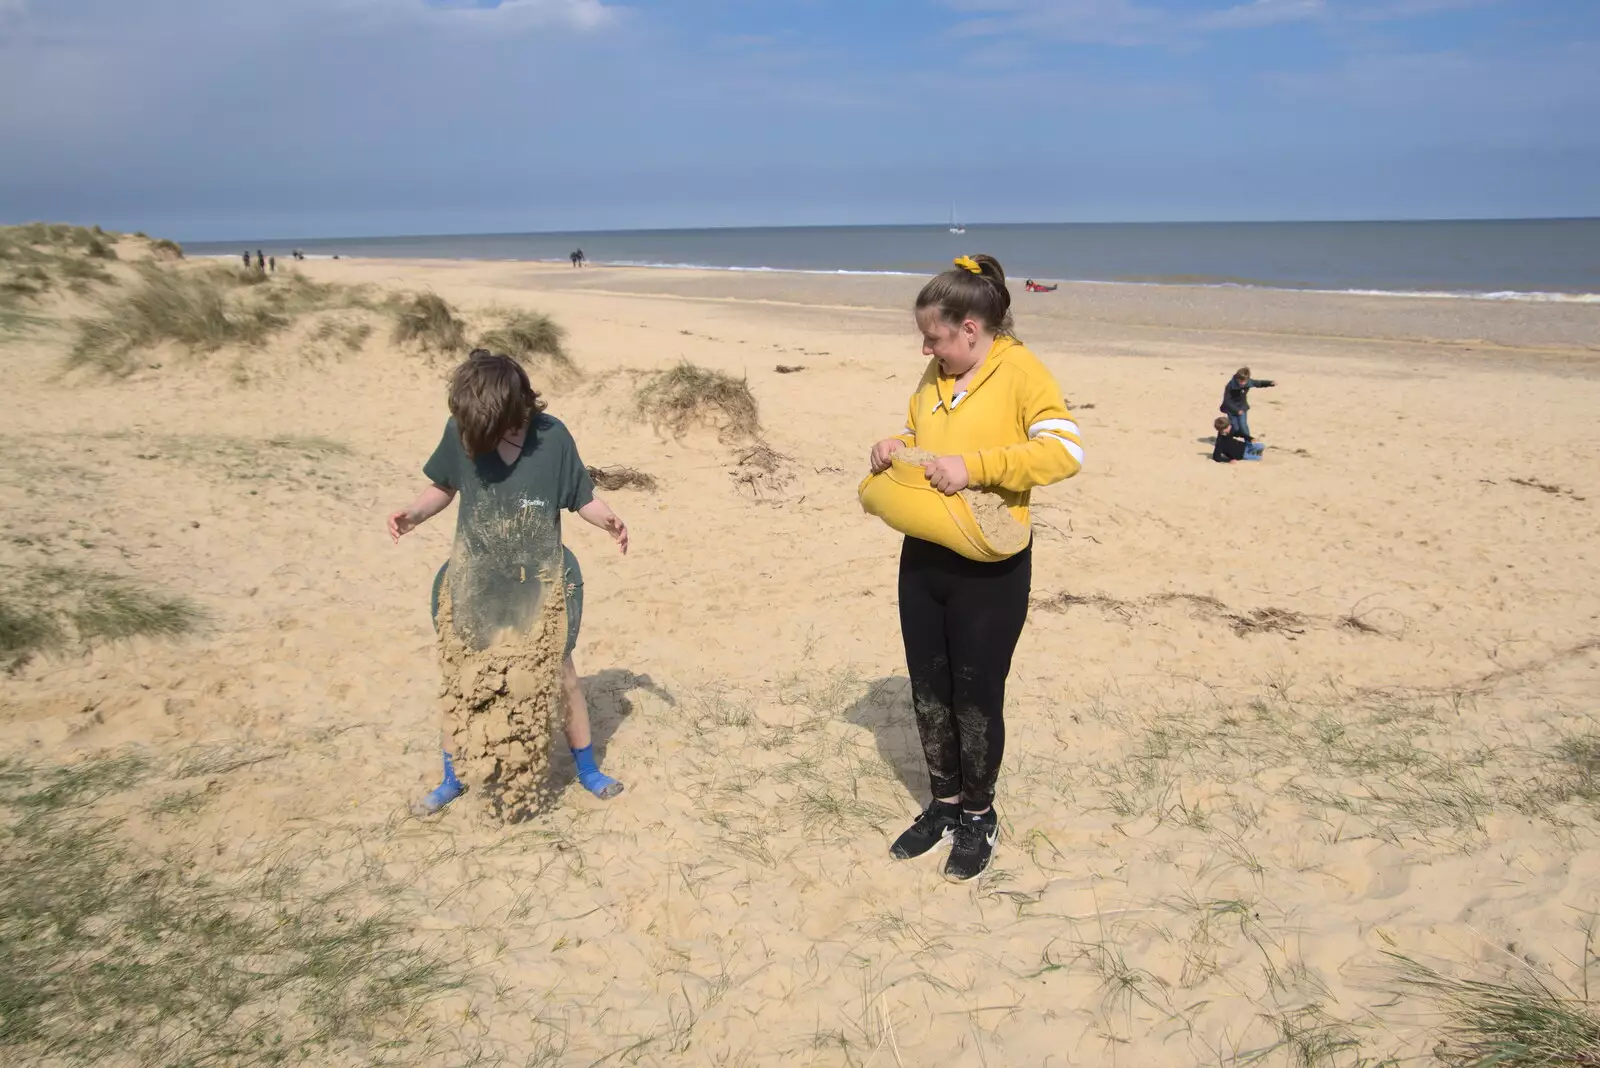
[255,249,265,271]
[867,254,1083,881]
[1219,366,1275,441]
[269,256,276,273]
[242,250,250,268]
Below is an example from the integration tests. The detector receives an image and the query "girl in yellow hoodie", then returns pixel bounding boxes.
[868,254,1082,881]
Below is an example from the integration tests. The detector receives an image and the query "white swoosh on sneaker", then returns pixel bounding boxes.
[985,829,998,847]
[940,826,955,841]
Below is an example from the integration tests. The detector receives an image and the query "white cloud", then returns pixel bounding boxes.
[945,0,1500,44]
[397,0,618,32]
[944,0,1168,46]
[1199,0,1324,31]
[1352,0,1495,18]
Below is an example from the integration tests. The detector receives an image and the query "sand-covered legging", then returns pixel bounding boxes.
[897,535,1032,812]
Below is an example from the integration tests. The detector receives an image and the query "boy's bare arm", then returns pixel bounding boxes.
[577,497,629,555]
[388,483,457,543]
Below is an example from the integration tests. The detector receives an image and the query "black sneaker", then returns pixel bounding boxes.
[889,800,961,859]
[944,809,998,881]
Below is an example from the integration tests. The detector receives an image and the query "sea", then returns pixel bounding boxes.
[187,219,1600,301]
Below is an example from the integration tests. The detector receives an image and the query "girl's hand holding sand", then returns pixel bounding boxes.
[870,438,905,473]
[923,455,970,495]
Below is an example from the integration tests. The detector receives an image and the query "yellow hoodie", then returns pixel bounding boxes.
[893,337,1082,523]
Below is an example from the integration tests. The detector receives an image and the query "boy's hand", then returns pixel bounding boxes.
[577,497,628,554]
[388,509,418,543]
[870,438,905,473]
[924,455,970,495]
[388,484,456,544]
[603,513,629,555]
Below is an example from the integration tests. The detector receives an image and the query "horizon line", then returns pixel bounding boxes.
[172,215,1600,248]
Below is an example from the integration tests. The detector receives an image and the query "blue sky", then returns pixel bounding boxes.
[0,0,1595,238]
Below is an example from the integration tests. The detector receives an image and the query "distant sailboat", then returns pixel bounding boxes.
[948,204,965,234]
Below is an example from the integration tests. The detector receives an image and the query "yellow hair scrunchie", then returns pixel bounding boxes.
[952,256,981,275]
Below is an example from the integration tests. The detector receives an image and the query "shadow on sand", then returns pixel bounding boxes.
[842,675,929,805]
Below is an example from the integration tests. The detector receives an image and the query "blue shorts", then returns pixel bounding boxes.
[430,545,582,658]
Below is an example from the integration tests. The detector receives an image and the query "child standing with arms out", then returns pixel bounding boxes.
[389,349,629,815]
[868,255,1083,881]
[1220,366,1275,441]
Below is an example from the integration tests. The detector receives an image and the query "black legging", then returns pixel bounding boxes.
[897,536,1032,812]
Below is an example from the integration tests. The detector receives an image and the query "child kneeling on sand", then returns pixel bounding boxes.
[388,349,629,814]
[1212,416,1265,463]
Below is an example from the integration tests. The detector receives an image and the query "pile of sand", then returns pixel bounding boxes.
[898,447,1031,554]
[434,557,566,821]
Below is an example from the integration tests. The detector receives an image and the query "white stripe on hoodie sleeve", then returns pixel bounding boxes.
[1029,418,1085,465]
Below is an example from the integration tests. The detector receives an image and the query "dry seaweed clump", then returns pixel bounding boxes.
[730,442,793,496]
[637,362,761,442]
[587,465,658,492]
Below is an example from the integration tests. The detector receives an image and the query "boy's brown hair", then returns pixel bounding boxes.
[1214,416,1231,431]
[448,349,545,456]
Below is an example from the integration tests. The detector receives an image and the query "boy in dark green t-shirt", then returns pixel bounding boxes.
[388,350,629,814]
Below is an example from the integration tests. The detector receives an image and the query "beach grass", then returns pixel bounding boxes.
[0,565,200,668]
[0,755,463,1066]
[1387,951,1600,1067]
[311,317,375,351]
[69,263,290,375]
[66,264,385,374]
[478,308,574,377]
[0,225,121,300]
[390,291,467,353]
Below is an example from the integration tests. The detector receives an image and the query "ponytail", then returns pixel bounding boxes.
[916,254,1016,340]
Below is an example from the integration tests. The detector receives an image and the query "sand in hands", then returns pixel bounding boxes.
[898,447,1031,554]
[435,538,567,821]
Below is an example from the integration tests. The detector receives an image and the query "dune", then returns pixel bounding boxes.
[1,237,1598,1064]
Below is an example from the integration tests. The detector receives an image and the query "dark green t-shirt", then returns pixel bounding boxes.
[424,413,594,646]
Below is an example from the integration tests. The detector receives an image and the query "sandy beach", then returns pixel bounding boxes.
[3,243,1599,1065]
